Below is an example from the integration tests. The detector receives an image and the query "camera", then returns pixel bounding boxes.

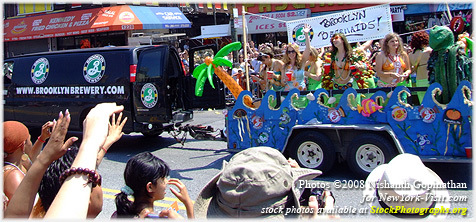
[299,188,326,208]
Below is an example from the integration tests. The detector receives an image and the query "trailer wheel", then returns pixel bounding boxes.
[288,131,335,173]
[347,134,397,178]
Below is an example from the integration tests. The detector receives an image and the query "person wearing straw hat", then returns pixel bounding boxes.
[363,153,451,219]
[194,146,335,218]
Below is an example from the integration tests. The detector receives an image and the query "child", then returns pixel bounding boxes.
[114,152,194,219]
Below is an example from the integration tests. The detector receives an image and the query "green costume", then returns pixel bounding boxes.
[428,26,472,103]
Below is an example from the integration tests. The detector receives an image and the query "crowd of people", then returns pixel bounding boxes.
[182,25,471,106]
[3,102,454,219]
[2,103,338,219]
[4,25,469,219]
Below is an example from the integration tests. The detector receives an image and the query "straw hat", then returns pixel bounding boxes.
[194,146,322,218]
[363,153,450,218]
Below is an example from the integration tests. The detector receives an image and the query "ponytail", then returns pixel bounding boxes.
[114,192,134,218]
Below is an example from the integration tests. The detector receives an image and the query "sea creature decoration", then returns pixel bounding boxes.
[357,98,383,117]
[328,107,345,123]
[414,133,431,151]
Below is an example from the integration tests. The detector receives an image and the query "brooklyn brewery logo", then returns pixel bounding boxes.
[31,57,49,84]
[83,54,106,83]
[141,83,158,108]
[292,23,314,47]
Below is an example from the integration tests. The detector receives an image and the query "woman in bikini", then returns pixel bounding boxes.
[281,25,311,91]
[328,33,355,90]
[304,47,324,90]
[254,46,285,93]
[409,31,432,102]
[375,33,412,88]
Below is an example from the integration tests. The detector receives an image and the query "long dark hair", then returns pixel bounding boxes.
[115,152,170,217]
[38,145,79,212]
[330,33,352,61]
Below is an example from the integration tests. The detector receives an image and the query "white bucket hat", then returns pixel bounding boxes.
[363,153,450,219]
[194,146,322,218]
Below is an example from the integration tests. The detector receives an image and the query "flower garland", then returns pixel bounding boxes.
[321,48,375,90]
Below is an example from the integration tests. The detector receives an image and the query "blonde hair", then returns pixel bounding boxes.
[309,47,319,61]
[282,43,302,69]
[381,32,406,56]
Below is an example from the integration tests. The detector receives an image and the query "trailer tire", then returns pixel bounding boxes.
[347,134,397,178]
[288,131,335,173]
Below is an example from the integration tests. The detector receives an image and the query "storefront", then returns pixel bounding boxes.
[398,3,472,42]
[4,5,191,57]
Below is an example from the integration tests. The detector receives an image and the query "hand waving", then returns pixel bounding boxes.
[40,121,54,141]
[168,179,192,205]
[39,109,78,165]
[303,24,311,35]
[82,103,124,152]
[104,112,127,152]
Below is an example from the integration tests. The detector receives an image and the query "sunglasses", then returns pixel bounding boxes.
[287,50,296,54]
[332,36,341,41]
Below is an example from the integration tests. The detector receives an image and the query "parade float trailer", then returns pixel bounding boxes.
[190,41,472,178]
[226,82,473,178]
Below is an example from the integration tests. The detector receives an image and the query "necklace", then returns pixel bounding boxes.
[333,55,350,80]
[387,53,402,72]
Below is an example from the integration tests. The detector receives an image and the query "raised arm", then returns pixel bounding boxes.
[96,112,127,167]
[45,103,124,218]
[301,24,312,65]
[5,110,77,218]
[28,121,53,163]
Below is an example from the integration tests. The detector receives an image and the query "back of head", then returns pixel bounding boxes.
[194,147,321,218]
[410,31,429,50]
[115,152,170,217]
[3,121,30,155]
[38,145,79,212]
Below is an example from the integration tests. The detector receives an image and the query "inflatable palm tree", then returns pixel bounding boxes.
[193,42,254,107]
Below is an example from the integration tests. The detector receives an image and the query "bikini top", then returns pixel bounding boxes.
[382,54,407,71]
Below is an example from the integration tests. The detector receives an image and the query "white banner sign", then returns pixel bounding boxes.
[286,4,393,50]
[235,9,310,34]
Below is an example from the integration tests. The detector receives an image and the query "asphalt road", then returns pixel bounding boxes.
[93,109,472,219]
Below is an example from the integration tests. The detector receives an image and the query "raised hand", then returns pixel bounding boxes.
[39,109,77,165]
[168,178,194,218]
[303,23,311,35]
[82,103,124,153]
[168,179,192,205]
[40,121,54,141]
[104,112,127,151]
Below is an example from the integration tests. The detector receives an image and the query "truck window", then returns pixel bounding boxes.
[3,61,14,84]
[137,49,165,81]
[193,49,214,67]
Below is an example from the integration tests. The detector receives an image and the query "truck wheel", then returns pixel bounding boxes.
[288,131,335,173]
[347,134,397,178]
[142,131,163,137]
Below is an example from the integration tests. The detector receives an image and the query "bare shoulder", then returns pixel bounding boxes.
[424,47,433,54]
[4,168,24,180]
[375,51,385,60]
